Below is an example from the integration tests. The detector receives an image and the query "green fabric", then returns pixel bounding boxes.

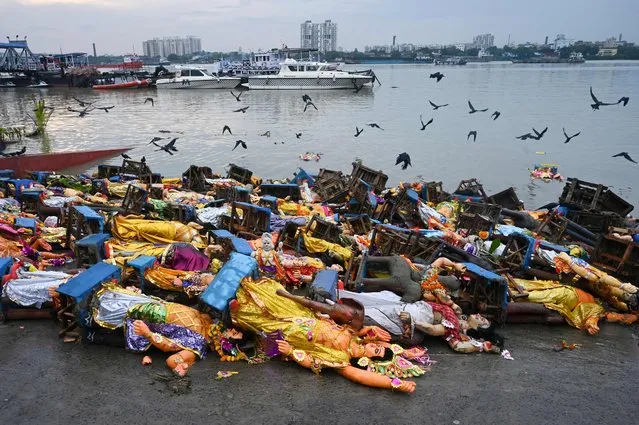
[128,302,167,324]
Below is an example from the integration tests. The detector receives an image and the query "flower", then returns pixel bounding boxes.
[357,357,370,367]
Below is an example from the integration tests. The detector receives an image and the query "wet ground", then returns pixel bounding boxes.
[1,319,637,425]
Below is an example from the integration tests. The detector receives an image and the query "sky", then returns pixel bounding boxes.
[1,0,638,55]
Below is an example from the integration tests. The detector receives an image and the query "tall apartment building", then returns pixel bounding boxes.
[472,33,495,49]
[300,20,337,53]
[142,36,202,58]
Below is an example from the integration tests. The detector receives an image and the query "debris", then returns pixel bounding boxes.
[216,371,239,380]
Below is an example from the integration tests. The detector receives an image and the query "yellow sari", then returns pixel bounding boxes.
[232,278,351,370]
[513,278,606,329]
[112,216,200,245]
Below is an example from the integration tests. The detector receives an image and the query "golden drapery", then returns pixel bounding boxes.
[301,233,352,260]
[111,216,199,245]
[232,278,350,370]
[513,278,606,329]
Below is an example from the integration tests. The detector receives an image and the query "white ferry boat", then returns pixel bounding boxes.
[245,59,374,90]
[155,67,240,89]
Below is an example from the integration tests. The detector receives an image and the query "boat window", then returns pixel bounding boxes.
[288,66,298,71]
[190,70,204,77]
[306,66,317,71]
[180,70,190,77]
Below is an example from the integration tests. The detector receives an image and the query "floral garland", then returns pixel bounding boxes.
[356,344,427,379]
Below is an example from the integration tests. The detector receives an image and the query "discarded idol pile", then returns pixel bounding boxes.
[1,161,638,394]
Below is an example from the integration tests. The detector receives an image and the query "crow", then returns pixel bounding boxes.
[233,140,247,151]
[467,131,477,142]
[429,72,444,82]
[420,115,433,131]
[429,100,448,110]
[395,152,412,169]
[304,101,318,112]
[230,90,243,101]
[222,125,232,135]
[295,132,302,139]
[589,87,617,110]
[302,94,312,103]
[233,106,249,113]
[563,128,581,144]
[96,106,115,113]
[148,137,164,144]
[144,97,154,106]
[367,123,384,130]
[468,101,488,114]
[532,127,548,140]
[354,127,364,137]
[72,96,93,107]
[491,111,501,120]
[612,152,637,164]
[121,153,131,159]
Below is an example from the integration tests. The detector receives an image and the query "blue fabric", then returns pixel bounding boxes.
[200,252,258,312]
[0,170,15,178]
[231,237,254,256]
[56,262,121,302]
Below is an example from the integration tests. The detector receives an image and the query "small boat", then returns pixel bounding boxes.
[155,67,241,89]
[246,58,374,90]
[25,81,50,88]
[0,147,132,177]
[92,79,151,90]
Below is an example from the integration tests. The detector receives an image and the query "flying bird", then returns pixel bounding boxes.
[354,127,364,137]
[295,132,302,139]
[153,138,178,155]
[144,97,154,107]
[158,130,171,133]
[67,106,93,117]
[222,125,232,135]
[468,101,488,114]
[233,140,247,151]
[230,90,243,101]
[516,133,534,140]
[467,131,477,142]
[148,137,164,144]
[367,123,384,130]
[532,127,548,140]
[618,96,630,106]
[429,100,448,110]
[96,106,115,113]
[563,128,581,144]
[304,101,318,112]
[420,115,433,131]
[72,96,93,107]
[121,153,131,159]
[491,111,501,120]
[429,72,444,82]
[612,152,637,164]
[234,106,250,113]
[589,87,619,110]
[260,131,271,137]
[395,152,412,170]
[302,94,312,103]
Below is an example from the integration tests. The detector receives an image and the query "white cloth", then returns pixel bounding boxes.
[93,288,159,328]
[338,289,434,336]
[3,270,71,308]
[196,206,229,227]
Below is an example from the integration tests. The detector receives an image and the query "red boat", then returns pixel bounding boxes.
[92,79,152,90]
[0,147,132,177]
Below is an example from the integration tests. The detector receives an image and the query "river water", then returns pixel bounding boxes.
[1,61,638,210]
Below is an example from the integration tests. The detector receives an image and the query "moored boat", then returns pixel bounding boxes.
[246,58,374,90]
[0,147,132,177]
[155,67,240,89]
[92,79,152,90]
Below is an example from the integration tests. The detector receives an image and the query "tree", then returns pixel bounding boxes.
[464,48,480,57]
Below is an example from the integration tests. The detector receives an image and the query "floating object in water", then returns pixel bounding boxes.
[299,152,321,162]
[530,163,563,181]
[535,151,546,155]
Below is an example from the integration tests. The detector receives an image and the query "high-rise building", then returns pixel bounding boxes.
[300,20,337,53]
[472,33,494,50]
[142,36,202,58]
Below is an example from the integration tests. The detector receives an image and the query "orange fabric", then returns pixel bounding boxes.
[576,288,596,304]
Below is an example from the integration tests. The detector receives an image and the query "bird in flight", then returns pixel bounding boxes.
[96,106,115,113]
[491,111,501,120]
[234,106,249,113]
[420,115,433,131]
[260,131,271,137]
[612,152,637,163]
[230,90,243,101]
[429,72,444,82]
[367,123,384,130]
[618,96,630,106]
[467,131,477,142]
[468,101,488,114]
[516,132,535,140]
[121,153,131,159]
[354,127,364,137]
[148,136,164,145]
[295,132,302,139]
[72,96,93,107]
[589,87,618,110]
[144,97,154,107]
[304,101,318,112]
[222,125,232,135]
[532,127,548,140]
[429,100,448,110]
[158,130,171,133]
[153,138,178,155]
[233,140,247,151]
[563,128,581,144]
[395,152,412,170]
[302,94,312,103]
[67,106,93,117]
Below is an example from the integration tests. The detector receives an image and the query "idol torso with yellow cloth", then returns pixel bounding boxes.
[112,215,204,245]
